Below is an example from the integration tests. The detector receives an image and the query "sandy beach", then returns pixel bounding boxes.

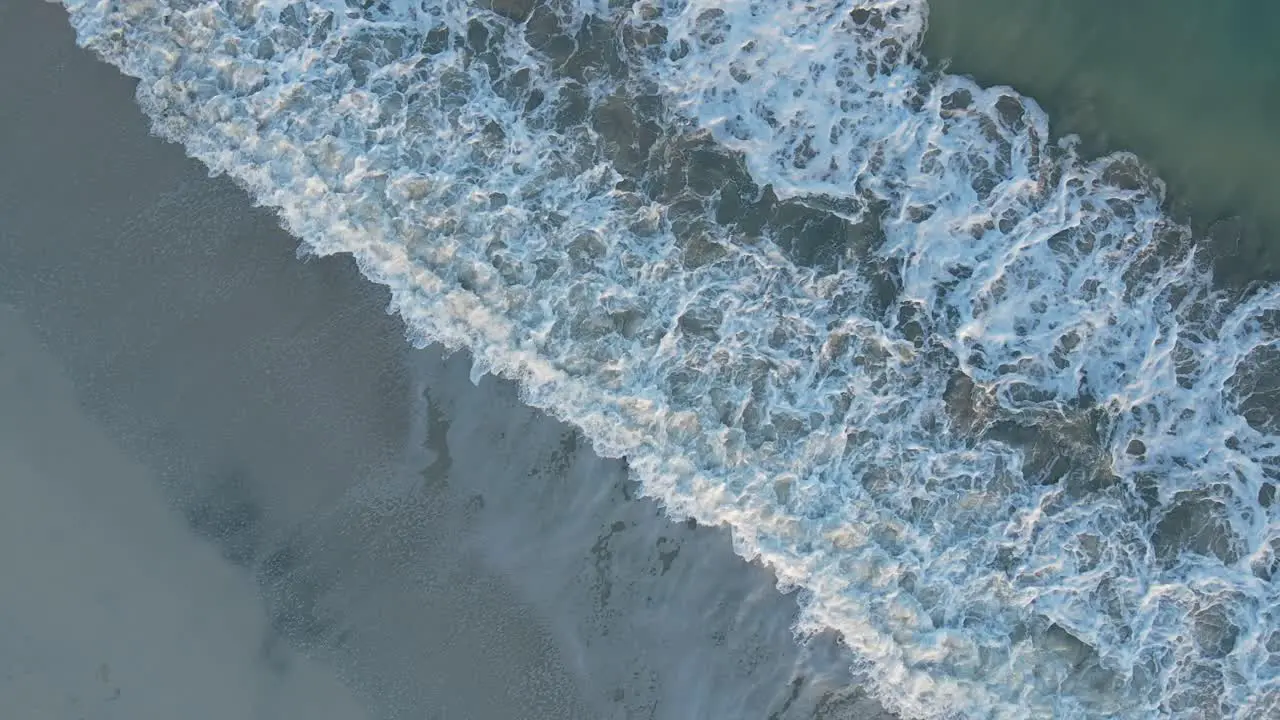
[0,2,887,718]
[1,3,592,717]
[13,0,1271,716]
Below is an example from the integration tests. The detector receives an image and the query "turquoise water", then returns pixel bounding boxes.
[924,0,1280,285]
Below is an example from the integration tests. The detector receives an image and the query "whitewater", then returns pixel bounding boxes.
[54,0,1280,717]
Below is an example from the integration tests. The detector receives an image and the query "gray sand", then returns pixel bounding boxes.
[0,306,372,720]
[0,2,888,718]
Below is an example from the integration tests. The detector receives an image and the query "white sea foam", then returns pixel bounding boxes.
[57,0,1280,717]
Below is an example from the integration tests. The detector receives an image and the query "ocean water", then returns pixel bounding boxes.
[923,0,1280,287]
[51,1,1280,718]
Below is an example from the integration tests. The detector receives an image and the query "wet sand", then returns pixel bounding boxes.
[0,2,888,718]
[923,0,1280,285]
[0,306,373,720]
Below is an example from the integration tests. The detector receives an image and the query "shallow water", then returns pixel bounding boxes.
[923,0,1280,284]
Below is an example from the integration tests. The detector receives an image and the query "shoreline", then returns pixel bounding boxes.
[2,3,594,717]
[12,0,1274,717]
[0,2,888,717]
